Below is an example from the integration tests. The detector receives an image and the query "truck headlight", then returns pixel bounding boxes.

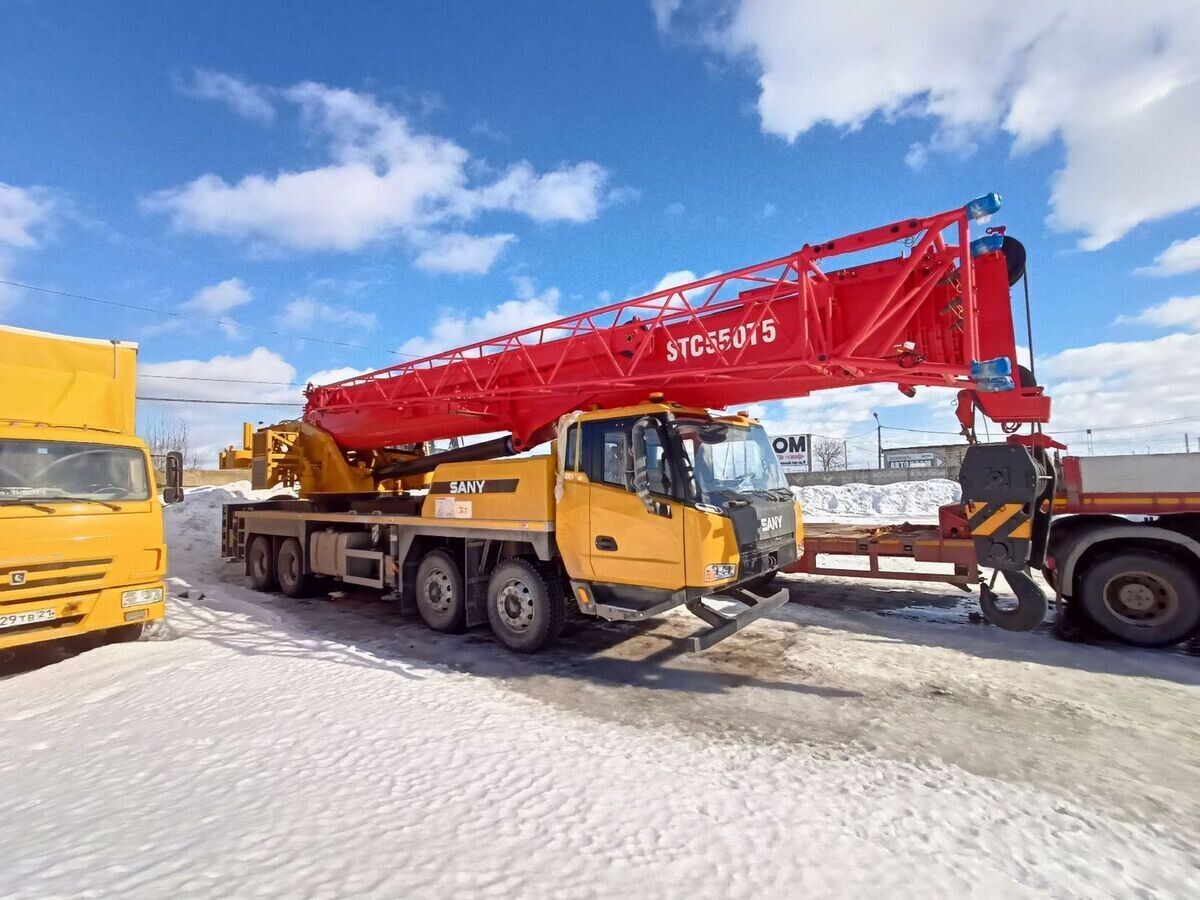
[704,564,737,583]
[121,587,164,608]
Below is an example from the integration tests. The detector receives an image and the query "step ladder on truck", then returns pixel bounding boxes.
[219,193,1057,652]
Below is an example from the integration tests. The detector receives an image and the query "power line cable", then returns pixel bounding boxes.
[141,373,309,387]
[0,278,412,359]
[137,396,302,407]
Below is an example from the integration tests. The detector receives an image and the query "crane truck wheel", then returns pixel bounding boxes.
[486,558,565,653]
[247,536,278,592]
[276,538,318,599]
[415,549,467,633]
[1078,551,1200,648]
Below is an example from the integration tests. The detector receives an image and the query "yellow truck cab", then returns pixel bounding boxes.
[0,325,183,652]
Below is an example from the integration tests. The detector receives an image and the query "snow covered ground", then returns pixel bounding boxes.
[2,481,1199,898]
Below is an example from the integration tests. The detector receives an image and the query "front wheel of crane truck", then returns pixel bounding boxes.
[486,558,565,653]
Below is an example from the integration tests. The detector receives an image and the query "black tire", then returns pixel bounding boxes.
[415,549,466,633]
[247,535,278,592]
[1078,551,1200,647]
[486,558,565,653]
[276,537,317,598]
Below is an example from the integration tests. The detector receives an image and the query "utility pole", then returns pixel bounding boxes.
[843,440,848,469]
[1187,434,1190,454]
[873,412,882,469]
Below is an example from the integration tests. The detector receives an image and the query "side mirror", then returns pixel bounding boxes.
[628,417,657,514]
[163,450,185,505]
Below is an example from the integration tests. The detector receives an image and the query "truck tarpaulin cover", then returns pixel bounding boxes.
[0,325,138,433]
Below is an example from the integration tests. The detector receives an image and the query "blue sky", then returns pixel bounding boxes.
[3,1,1200,463]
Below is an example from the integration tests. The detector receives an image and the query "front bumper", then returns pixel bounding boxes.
[0,581,166,651]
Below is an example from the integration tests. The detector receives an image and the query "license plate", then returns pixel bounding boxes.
[0,608,56,629]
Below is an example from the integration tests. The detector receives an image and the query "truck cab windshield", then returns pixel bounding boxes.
[0,440,151,504]
[670,421,790,504]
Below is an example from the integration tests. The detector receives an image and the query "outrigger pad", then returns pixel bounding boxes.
[685,585,789,652]
[959,443,1050,572]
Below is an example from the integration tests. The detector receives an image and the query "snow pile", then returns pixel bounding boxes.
[164,482,289,576]
[794,478,960,522]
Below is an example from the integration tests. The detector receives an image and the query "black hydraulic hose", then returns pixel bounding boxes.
[374,435,516,480]
[1022,269,1036,384]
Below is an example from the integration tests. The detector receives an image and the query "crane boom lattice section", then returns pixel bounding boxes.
[305,201,1048,451]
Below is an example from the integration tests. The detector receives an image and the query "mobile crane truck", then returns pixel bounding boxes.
[1,325,184,653]
[221,194,1053,652]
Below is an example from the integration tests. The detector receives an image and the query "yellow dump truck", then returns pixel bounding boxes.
[0,325,183,652]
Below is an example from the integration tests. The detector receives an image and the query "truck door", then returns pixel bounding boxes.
[581,417,685,595]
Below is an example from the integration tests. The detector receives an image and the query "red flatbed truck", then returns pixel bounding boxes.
[787,451,1200,648]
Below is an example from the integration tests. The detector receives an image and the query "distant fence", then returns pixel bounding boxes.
[787,465,957,487]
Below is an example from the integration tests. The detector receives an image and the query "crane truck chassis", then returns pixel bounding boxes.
[221,194,1056,652]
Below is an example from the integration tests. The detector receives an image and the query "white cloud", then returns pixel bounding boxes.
[653,269,702,293]
[1037,331,1200,444]
[303,366,370,387]
[181,69,275,122]
[399,278,562,359]
[0,183,56,314]
[149,79,621,267]
[762,383,949,435]
[471,161,611,223]
[650,268,722,307]
[414,232,515,274]
[0,182,53,249]
[280,296,377,331]
[651,0,683,30]
[688,0,1200,250]
[181,277,252,316]
[138,347,306,463]
[1114,295,1200,330]
[143,278,253,339]
[1138,235,1200,277]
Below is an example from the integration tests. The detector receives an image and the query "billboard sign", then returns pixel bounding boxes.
[770,433,811,473]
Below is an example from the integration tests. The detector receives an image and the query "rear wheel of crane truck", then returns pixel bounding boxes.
[1078,551,1200,648]
[276,537,319,599]
[247,535,278,592]
[415,549,466,633]
[486,558,564,653]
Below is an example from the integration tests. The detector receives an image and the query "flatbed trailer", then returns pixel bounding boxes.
[790,523,978,590]
[786,452,1200,648]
